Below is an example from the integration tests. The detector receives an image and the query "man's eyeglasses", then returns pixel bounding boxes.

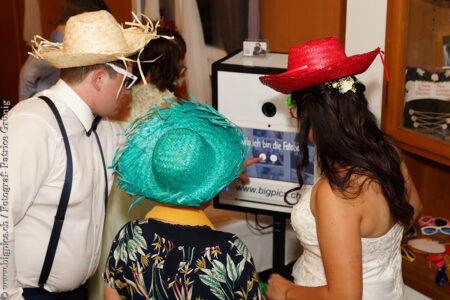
[105,63,138,89]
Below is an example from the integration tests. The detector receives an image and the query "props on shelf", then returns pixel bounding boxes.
[407,238,446,254]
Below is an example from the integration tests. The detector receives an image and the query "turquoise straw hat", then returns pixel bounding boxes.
[112,98,247,209]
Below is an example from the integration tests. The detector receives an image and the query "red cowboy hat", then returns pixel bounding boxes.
[259,36,380,94]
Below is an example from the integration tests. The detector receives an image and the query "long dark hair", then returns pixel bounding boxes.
[132,27,186,92]
[287,78,414,227]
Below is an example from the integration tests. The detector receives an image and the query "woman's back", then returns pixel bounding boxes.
[310,177,396,239]
[259,36,420,300]
[291,178,406,299]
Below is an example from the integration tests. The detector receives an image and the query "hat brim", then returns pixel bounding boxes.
[260,48,380,94]
[36,29,154,68]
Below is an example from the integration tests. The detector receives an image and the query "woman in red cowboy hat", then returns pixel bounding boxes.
[260,37,422,300]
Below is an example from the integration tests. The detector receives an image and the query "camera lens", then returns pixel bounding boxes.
[262,102,276,117]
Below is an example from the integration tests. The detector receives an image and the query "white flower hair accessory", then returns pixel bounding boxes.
[326,76,357,94]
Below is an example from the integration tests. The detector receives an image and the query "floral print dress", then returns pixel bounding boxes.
[104,219,264,300]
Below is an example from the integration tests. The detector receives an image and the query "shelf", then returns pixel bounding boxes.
[402,233,450,299]
[382,0,450,167]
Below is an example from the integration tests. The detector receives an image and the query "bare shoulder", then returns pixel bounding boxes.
[310,177,362,217]
[314,178,338,204]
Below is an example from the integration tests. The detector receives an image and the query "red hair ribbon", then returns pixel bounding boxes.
[379,50,390,82]
[289,109,297,119]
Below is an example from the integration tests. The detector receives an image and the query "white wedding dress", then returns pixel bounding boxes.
[290,188,407,300]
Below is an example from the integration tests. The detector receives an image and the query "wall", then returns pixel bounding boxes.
[260,0,347,53]
[260,0,387,122]
[406,0,449,66]
[0,0,26,108]
[345,0,387,123]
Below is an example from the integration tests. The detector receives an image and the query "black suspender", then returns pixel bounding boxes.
[94,131,109,209]
[37,96,108,289]
[38,96,73,288]
[87,116,109,209]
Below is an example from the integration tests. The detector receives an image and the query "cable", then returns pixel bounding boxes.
[255,214,273,230]
[245,213,273,232]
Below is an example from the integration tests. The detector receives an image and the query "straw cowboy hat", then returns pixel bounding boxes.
[113,99,247,208]
[259,36,380,94]
[30,10,157,68]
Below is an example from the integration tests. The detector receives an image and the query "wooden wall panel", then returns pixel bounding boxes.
[38,0,62,40]
[405,152,450,217]
[105,0,133,25]
[402,149,450,298]
[406,0,450,66]
[0,0,26,106]
[260,0,347,53]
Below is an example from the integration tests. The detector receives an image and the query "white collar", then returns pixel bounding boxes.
[43,79,95,132]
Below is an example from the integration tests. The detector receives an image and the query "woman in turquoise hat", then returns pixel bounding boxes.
[259,37,422,300]
[103,100,264,300]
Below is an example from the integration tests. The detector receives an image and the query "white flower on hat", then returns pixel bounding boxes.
[326,76,357,94]
[339,77,355,93]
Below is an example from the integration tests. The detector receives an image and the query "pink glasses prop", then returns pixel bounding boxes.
[418,216,450,235]
[418,216,449,227]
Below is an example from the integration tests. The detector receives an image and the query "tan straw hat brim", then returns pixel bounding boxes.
[31,11,156,68]
[37,30,152,68]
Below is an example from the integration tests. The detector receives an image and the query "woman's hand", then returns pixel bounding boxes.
[238,157,262,185]
[266,273,294,300]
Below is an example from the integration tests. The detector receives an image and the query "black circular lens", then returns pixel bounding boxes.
[262,102,277,117]
[435,218,447,227]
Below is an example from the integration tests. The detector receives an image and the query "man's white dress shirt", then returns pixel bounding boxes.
[3,80,123,298]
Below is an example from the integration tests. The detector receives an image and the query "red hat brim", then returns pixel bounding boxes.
[260,48,380,94]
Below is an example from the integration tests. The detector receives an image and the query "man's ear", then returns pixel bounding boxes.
[91,68,107,91]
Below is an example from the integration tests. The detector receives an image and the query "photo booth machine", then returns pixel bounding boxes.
[212,50,315,273]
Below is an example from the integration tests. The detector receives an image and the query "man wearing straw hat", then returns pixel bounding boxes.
[1,10,156,300]
[18,0,111,100]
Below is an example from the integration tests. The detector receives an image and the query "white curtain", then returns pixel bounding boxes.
[144,0,161,20]
[23,0,42,45]
[174,0,211,104]
[248,0,260,39]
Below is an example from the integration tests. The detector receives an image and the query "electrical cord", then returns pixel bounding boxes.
[245,213,273,232]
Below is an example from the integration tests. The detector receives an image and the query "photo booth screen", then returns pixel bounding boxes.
[242,127,314,185]
[213,52,314,215]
